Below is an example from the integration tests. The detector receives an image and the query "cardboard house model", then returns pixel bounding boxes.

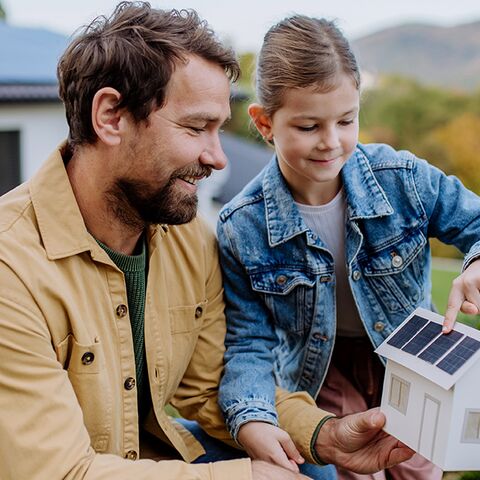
[375,307,480,471]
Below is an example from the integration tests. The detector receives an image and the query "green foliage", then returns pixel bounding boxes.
[0,2,6,21]
[459,472,480,480]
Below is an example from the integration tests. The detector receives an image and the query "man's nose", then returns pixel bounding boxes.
[200,133,228,170]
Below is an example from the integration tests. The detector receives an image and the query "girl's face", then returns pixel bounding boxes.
[250,75,360,205]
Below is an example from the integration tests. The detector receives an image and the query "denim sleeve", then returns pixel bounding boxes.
[412,155,480,267]
[216,218,278,442]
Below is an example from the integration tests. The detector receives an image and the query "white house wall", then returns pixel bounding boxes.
[443,358,480,471]
[381,360,451,469]
[0,103,67,181]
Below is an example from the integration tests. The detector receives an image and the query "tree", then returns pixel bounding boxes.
[0,2,6,21]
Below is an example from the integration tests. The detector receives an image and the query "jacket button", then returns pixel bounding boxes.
[124,377,136,390]
[392,255,403,268]
[81,352,95,365]
[374,321,385,332]
[276,275,287,285]
[195,306,203,318]
[125,450,137,460]
[116,304,128,317]
[352,270,361,281]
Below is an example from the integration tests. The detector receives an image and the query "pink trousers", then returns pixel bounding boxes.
[316,337,443,480]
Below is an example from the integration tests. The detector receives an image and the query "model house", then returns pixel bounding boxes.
[375,307,480,471]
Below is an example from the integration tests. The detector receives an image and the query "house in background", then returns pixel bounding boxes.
[376,307,480,471]
[0,21,271,221]
[0,21,69,196]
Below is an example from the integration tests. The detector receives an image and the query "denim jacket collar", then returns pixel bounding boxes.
[262,146,393,247]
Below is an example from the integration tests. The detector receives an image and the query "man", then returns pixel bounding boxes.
[0,2,413,479]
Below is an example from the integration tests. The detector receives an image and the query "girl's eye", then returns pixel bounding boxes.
[339,119,354,126]
[296,125,316,132]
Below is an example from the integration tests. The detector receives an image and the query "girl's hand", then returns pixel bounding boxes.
[443,259,480,332]
[237,422,305,472]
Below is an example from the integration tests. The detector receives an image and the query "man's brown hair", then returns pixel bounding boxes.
[58,1,239,147]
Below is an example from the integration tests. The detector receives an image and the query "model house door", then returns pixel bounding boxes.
[418,394,440,459]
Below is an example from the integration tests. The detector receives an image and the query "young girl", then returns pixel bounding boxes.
[217,15,480,480]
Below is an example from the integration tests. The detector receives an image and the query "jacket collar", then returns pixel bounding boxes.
[30,145,165,261]
[262,146,393,247]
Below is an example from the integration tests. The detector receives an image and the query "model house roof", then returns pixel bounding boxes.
[376,308,480,390]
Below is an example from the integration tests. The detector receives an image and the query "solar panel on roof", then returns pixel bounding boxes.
[418,330,464,364]
[402,321,443,355]
[437,337,480,375]
[387,315,428,348]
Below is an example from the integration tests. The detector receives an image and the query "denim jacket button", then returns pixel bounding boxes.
[374,321,385,332]
[352,270,361,281]
[392,255,403,268]
[276,275,288,285]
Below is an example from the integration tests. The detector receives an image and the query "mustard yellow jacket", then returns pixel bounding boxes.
[0,148,329,479]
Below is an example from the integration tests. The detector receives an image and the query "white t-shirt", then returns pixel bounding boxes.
[296,189,365,337]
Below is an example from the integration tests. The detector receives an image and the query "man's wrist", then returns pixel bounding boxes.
[310,414,336,465]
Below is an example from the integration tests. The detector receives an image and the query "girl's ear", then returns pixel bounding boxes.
[248,103,273,142]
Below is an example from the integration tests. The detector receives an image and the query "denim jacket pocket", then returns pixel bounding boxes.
[249,268,316,333]
[360,231,427,313]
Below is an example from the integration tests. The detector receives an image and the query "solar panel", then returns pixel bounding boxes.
[437,337,480,375]
[387,315,428,348]
[418,330,464,364]
[402,321,443,355]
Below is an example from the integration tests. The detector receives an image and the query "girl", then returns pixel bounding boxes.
[217,15,480,480]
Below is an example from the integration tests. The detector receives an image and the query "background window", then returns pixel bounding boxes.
[0,130,20,195]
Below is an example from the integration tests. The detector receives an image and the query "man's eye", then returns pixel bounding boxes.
[189,126,205,133]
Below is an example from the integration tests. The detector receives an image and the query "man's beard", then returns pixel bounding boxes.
[108,164,211,230]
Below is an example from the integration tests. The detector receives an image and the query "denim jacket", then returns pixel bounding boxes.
[217,143,480,440]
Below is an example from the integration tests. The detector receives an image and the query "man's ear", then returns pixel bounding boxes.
[91,87,126,146]
[248,103,273,142]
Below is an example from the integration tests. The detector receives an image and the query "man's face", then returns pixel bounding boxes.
[111,54,231,227]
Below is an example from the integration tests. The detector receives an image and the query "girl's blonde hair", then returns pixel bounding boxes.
[256,15,360,115]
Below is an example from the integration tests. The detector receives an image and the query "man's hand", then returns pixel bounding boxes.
[443,259,480,332]
[314,409,414,473]
[251,460,312,479]
[238,422,304,472]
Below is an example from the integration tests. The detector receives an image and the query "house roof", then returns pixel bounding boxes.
[376,308,480,390]
[0,22,69,84]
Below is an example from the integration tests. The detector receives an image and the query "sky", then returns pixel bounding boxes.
[4,0,480,53]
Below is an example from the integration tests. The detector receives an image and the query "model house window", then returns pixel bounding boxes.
[388,373,410,415]
[0,130,21,195]
[462,409,480,444]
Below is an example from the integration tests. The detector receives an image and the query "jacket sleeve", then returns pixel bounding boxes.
[412,155,480,268]
[215,217,282,441]
[0,260,251,480]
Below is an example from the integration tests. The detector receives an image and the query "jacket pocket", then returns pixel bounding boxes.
[360,231,427,313]
[58,335,112,452]
[168,301,207,378]
[249,268,316,333]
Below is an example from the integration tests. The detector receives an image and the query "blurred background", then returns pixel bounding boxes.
[1,2,480,478]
